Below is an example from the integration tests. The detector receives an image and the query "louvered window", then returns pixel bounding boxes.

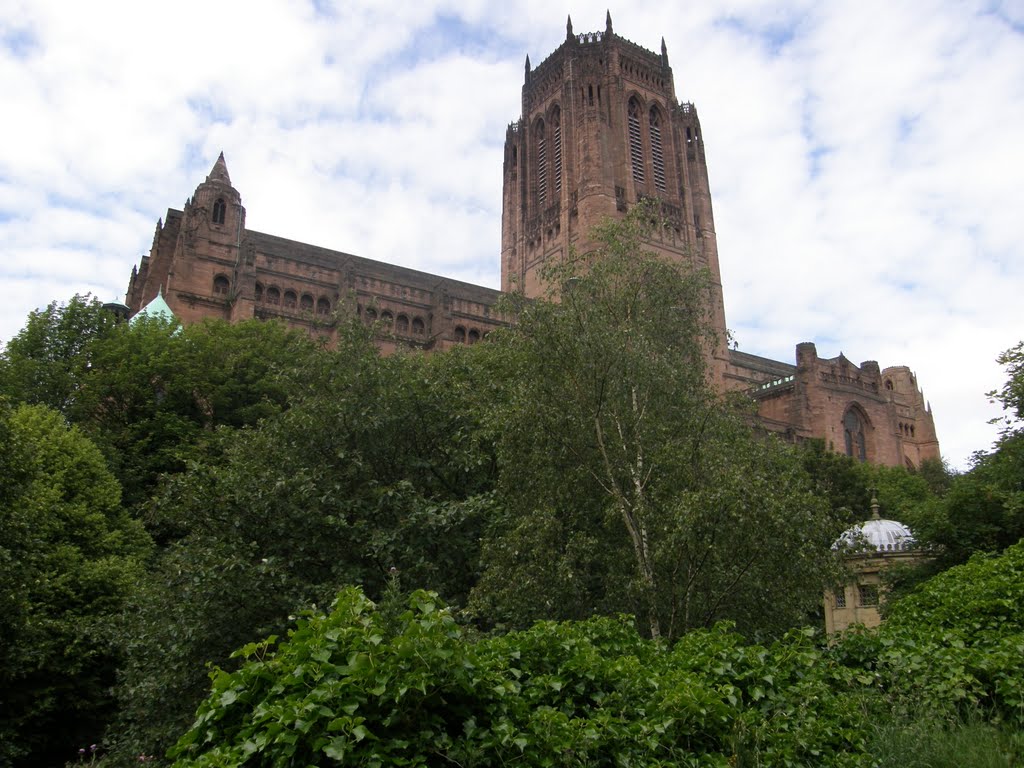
[552,109,562,196]
[650,108,666,192]
[536,119,547,206]
[628,99,644,184]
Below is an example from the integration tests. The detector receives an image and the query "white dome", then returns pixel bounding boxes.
[834,517,916,553]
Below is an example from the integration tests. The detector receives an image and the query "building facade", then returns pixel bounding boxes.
[125,14,939,468]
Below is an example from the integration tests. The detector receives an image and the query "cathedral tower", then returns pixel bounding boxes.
[126,152,247,324]
[501,13,728,359]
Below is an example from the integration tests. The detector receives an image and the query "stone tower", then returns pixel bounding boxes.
[126,152,248,325]
[500,13,728,360]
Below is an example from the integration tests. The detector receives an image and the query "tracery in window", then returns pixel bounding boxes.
[843,407,867,461]
[627,98,645,184]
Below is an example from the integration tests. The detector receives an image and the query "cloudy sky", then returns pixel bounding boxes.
[1,0,1021,469]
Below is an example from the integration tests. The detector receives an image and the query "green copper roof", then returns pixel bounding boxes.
[131,288,176,325]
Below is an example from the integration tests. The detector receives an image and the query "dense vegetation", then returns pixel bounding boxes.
[1,208,1021,766]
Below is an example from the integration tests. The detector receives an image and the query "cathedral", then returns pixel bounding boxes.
[125,14,939,469]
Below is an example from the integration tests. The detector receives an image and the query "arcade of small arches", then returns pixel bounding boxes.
[358,305,427,338]
[252,280,332,316]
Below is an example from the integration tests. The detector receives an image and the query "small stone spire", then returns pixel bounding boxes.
[207,151,231,185]
[566,14,573,40]
[661,36,669,66]
[870,490,881,520]
[524,54,531,82]
[605,10,613,36]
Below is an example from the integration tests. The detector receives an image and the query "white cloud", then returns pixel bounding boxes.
[0,1,1021,470]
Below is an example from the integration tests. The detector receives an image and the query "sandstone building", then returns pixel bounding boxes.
[125,14,939,469]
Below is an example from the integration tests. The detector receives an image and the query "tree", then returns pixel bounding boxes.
[0,294,117,415]
[470,206,842,639]
[111,324,499,762]
[0,401,151,767]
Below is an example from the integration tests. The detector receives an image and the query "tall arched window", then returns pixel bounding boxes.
[535,118,547,206]
[551,107,562,197]
[212,275,229,295]
[843,407,867,461]
[283,290,297,309]
[627,98,645,184]
[266,286,280,305]
[212,198,226,225]
[300,294,314,312]
[649,107,666,193]
[317,297,330,316]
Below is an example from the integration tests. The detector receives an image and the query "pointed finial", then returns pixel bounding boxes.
[870,490,881,520]
[525,53,531,72]
[207,151,231,185]
[567,14,573,40]
[605,10,613,35]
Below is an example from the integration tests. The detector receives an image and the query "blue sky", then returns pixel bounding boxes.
[1,0,1022,470]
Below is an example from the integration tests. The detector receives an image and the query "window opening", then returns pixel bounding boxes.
[454,326,466,343]
[628,98,645,184]
[843,408,867,461]
[212,198,226,225]
[588,85,594,106]
[834,589,846,608]
[317,297,330,315]
[255,282,264,302]
[650,108,666,193]
[300,294,314,312]
[858,584,878,607]
[396,315,409,333]
[283,290,297,309]
[552,108,562,197]
[266,287,280,305]
[412,317,425,335]
[468,329,481,344]
[536,120,547,206]
[213,275,229,295]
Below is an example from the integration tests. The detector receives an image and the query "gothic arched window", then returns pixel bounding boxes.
[283,290,297,309]
[412,317,425,335]
[627,98,645,184]
[212,198,226,225]
[843,407,867,462]
[300,294,314,312]
[254,282,264,302]
[649,107,666,193]
[266,286,280,305]
[396,314,409,333]
[212,275,229,295]
[535,118,547,206]
[317,297,330,316]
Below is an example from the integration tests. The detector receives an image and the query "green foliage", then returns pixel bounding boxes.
[2,298,323,516]
[988,341,1024,437]
[170,540,1024,768]
[111,325,499,763]
[471,206,842,639]
[0,294,117,415]
[0,402,151,767]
